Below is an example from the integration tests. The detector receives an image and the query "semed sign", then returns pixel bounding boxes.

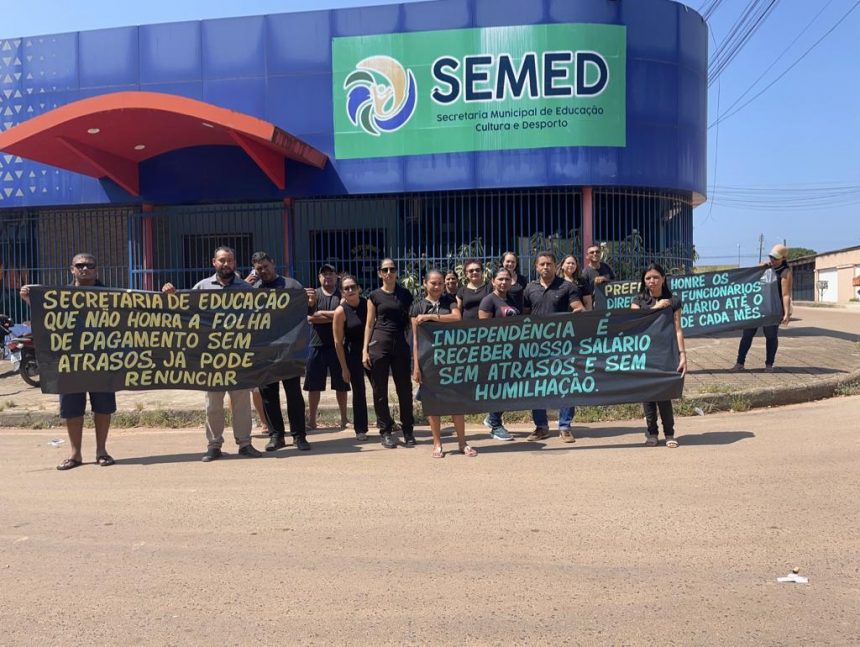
[332,23,626,159]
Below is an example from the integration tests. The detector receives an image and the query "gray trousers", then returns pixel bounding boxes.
[205,389,252,448]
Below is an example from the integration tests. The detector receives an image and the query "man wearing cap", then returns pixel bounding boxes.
[305,264,350,430]
[733,244,793,373]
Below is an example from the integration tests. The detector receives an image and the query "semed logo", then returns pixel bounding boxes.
[343,56,418,136]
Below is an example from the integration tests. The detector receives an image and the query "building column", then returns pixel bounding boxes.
[581,187,594,266]
[141,203,155,291]
[282,198,294,277]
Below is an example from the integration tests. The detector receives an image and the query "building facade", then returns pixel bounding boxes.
[0,0,707,321]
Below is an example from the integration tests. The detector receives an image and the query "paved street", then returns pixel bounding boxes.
[1,395,858,646]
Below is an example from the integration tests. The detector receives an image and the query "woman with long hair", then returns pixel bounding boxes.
[500,251,529,311]
[444,270,460,298]
[411,270,476,458]
[631,263,687,448]
[362,259,415,449]
[559,254,593,310]
[332,274,370,441]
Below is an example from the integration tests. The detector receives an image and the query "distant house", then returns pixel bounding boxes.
[790,245,860,304]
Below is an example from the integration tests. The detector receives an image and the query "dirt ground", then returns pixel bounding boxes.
[1,395,858,646]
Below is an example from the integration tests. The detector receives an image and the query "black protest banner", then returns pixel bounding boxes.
[592,266,784,336]
[30,286,309,394]
[416,309,683,416]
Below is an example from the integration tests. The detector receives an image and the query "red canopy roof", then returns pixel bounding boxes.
[0,91,328,196]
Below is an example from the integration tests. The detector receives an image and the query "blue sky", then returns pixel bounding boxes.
[3,0,858,264]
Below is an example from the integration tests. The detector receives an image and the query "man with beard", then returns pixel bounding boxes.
[162,246,262,462]
[247,251,313,451]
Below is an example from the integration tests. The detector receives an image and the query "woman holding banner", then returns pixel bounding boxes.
[362,259,415,449]
[411,270,476,458]
[631,263,687,448]
[333,275,370,442]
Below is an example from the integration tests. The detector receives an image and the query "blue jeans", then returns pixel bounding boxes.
[532,409,549,428]
[558,406,575,429]
[486,411,504,428]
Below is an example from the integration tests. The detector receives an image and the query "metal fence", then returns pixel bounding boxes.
[2,186,695,324]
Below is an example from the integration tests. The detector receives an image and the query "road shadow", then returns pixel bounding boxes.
[699,327,858,343]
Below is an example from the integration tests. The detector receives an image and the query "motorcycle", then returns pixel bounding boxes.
[1,314,40,388]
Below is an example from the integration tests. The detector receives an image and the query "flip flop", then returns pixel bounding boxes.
[57,458,82,471]
[432,446,445,459]
[459,445,477,457]
[666,439,679,448]
[96,454,115,466]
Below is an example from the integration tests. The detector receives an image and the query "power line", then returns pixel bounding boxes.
[710,0,860,126]
[708,0,781,87]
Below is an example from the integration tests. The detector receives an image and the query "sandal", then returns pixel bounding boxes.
[57,458,82,471]
[459,445,477,457]
[96,454,115,466]
[432,446,445,459]
[666,438,679,448]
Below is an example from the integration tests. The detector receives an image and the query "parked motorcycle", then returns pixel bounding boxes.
[1,314,40,388]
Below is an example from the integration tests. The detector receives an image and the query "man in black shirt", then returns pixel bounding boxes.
[583,244,616,293]
[249,251,313,451]
[522,252,584,442]
[305,264,350,430]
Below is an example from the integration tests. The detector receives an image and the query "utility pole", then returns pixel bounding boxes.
[758,234,764,263]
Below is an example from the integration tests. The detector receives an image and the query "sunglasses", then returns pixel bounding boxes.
[587,250,600,255]
[74,262,96,269]
[467,268,482,273]
[342,285,359,292]
[380,267,397,274]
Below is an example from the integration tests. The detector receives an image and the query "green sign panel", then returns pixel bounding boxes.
[332,23,626,160]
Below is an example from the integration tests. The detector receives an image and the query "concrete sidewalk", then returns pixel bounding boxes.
[1,305,858,428]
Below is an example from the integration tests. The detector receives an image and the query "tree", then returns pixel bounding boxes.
[787,247,816,260]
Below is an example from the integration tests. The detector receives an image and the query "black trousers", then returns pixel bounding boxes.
[644,400,674,437]
[736,324,779,366]
[346,350,369,434]
[260,376,306,439]
[368,330,414,435]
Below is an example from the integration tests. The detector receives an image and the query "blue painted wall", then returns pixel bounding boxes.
[0,0,707,207]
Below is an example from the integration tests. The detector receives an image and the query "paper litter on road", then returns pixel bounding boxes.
[48,439,64,447]
[777,572,809,584]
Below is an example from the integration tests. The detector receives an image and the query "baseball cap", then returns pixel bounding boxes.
[319,263,336,274]
[768,244,788,260]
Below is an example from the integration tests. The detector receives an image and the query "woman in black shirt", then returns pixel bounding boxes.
[333,275,370,441]
[501,251,529,311]
[560,254,593,310]
[476,268,520,441]
[411,270,475,458]
[444,271,460,298]
[362,258,415,448]
[456,258,491,320]
[631,263,687,448]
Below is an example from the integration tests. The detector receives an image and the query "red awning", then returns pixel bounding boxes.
[0,91,328,196]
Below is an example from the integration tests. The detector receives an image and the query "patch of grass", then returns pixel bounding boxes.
[834,380,860,397]
[729,395,752,412]
[696,383,734,395]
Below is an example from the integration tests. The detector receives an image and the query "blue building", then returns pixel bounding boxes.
[0,0,707,320]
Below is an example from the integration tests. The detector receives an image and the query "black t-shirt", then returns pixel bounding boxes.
[310,287,341,347]
[569,276,593,299]
[583,263,616,292]
[253,275,303,290]
[523,277,581,316]
[409,293,457,318]
[340,298,367,353]
[479,292,521,318]
[456,283,492,320]
[369,286,414,334]
[507,274,529,311]
[631,292,682,313]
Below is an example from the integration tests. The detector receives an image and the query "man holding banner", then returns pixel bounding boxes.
[20,253,117,471]
[162,247,262,462]
[522,252,584,442]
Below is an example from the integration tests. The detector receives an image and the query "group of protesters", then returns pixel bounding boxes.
[21,241,793,469]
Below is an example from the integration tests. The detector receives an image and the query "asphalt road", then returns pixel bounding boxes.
[1,396,859,646]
